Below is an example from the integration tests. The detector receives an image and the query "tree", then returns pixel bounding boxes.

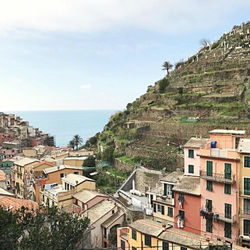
[83,156,96,167]
[73,135,83,150]
[68,139,75,150]
[162,61,173,75]
[158,78,169,93]
[0,206,90,250]
[200,38,211,47]
[102,146,114,162]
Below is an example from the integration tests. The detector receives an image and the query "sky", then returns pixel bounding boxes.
[0,0,249,111]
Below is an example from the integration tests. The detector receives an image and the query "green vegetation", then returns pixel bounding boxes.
[0,206,89,250]
[94,168,131,193]
[158,78,169,93]
[83,155,96,167]
[68,134,83,150]
[117,155,137,165]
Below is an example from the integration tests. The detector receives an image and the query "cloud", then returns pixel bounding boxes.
[0,0,249,35]
[80,84,92,89]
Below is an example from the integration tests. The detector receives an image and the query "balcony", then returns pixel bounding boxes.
[200,171,235,184]
[155,195,175,206]
[200,209,237,224]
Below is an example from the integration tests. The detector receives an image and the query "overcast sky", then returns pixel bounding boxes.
[0,0,249,111]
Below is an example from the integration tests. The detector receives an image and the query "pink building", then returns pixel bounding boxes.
[117,227,130,250]
[199,129,245,245]
[184,137,209,176]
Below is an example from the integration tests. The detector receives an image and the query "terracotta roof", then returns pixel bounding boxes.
[0,170,6,181]
[0,196,39,211]
[238,139,250,154]
[82,199,115,225]
[172,176,200,196]
[184,138,209,148]
[33,161,55,169]
[73,190,107,203]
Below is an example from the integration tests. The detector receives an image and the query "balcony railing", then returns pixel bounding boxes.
[200,208,237,224]
[200,171,235,184]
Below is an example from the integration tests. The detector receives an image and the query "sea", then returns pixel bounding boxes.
[13,110,117,147]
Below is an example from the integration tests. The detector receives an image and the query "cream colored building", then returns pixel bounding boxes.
[14,157,39,198]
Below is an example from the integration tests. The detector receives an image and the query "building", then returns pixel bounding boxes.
[63,156,88,167]
[184,137,209,176]
[0,170,7,189]
[73,189,107,212]
[173,176,201,235]
[82,199,125,248]
[199,129,245,245]
[13,157,39,198]
[0,196,38,211]
[120,219,220,250]
[238,138,250,247]
[148,170,183,226]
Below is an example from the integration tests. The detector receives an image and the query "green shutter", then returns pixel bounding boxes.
[163,242,169,250]
[224,184,231,194]
[153,204,156,212]
[207,161,213,176]
[188,149,194,158]
[245,156,250,168]
[168,207,173,217]
[161,205,165,215]
[164,183,167,196]
[224,163,231,179]
[206,199,212,212]
[244,178,250,195]
[188,165,194,174]
[225,204,232,219]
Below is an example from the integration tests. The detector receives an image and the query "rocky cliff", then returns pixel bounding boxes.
[86,22,250,170]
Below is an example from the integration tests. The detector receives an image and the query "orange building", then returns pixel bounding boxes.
[199,129,245,245]
[34,165,84,204]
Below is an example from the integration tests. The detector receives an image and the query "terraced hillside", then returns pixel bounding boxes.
[86,22,250,170]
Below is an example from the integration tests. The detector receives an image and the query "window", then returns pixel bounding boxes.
[178,193,184,203]
[164,183,167,196]
[244,156,250,168]
[161,205,165,215]
[206,161,213,176]
[235,137,240,149]
[145,235,151,247]
[60,173,64,178]
[206,199,212,212]
[225,204,232,219]
[188,149,194,158]
[224,184,231,194]
[244,178,250,195]
[206,181,213,191]
[132,247,137,250]
[188,165,194,174]
[74,171,79,175]
[206,218,213,233]
[163,242,169,250]
[121,240,125,250]
[153,204,156,213]
[224,222,231,238]
[167,207,173,217]
[243,220,250,236]
[179,210,185,220]
[181,247,187,250]
[82,202,85,211]
[244,199,250,215]
[224,163,231,179]
[132,229,137,240]
[157,204,162,212]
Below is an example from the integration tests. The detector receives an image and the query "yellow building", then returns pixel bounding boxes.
[14,157,39,198]
[123,219,221,250]
[63,156,87,167]
[238,139,250,247]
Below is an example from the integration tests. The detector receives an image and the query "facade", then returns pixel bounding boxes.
[173,176,201,235]
[184,137,209,176]
[238,138,250,247]
[13,157,39,198]
[121,219,220,250]
[63,156,87,167]
[199,129,245,245]
[0,170,7,189]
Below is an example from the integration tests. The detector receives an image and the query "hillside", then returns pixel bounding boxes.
[86,22,250,170]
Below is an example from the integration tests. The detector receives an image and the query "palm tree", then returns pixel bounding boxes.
[162,61,173,75]
[68,139,75,150]
[73,135,83,150]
